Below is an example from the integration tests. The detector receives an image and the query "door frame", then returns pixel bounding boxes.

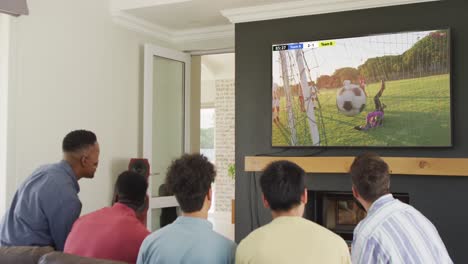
[143,43,191,230]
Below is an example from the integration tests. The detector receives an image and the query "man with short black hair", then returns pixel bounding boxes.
[350,152,452,263]
[137,153,236,264]
[0,129,99,251]
[236,160,351,264]
[64,170,150,263]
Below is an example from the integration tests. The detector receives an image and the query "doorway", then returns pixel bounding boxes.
[200,53,235,240]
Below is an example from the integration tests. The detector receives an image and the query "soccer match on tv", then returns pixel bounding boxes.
[271,29,451,147]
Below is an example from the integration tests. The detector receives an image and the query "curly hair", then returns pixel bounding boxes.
[62,130,97,153]
[260,160,305,212]
[165,154,215,213]
[350,152,390,202]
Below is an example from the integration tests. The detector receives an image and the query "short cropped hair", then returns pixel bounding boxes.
[115,170,148,208]
[350,152,390,202]
[260,160,305,211]
[165,154,215,213]
[62,130,97,153]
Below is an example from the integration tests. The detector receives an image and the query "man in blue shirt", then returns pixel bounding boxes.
[0,130,99,251]
[137,154,236,264]
[350,153,452,263]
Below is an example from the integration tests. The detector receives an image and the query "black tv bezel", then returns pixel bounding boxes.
[270,27,453,149]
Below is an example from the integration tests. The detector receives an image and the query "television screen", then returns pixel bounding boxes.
[272,29,451,147]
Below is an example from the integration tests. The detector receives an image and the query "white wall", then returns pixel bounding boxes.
[6,0,174,215]
[0,14,9,216]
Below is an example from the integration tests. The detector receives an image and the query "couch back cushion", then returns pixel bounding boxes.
[39,251,127,264]
[0,246,55,264]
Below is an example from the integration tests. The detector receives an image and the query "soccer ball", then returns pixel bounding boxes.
[336,80,367,117]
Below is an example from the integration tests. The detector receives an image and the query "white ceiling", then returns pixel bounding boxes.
[200,53,235,106]
[125,0,293,30]
[110,0,439,52]
[202,53,235,80]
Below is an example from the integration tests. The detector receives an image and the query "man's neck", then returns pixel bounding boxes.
[183,210,208,219]
[62,157,82,181]
[182,198,211,219]
[361,200,372,212]
[271,206,303,219]
[117,201,139,212]
[363,193,390,211]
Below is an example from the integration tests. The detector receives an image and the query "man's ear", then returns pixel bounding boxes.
[261,193,270,209]
[80,155,87,167]
[301,188,308,204]
[207,188,212,202]
[112,193,119,205]
[352,185,360,199]
[142,195,149,211]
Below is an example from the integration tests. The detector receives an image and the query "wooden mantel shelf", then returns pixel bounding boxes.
[244,156,468,176]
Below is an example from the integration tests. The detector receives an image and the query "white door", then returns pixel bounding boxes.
[143,44,191,231]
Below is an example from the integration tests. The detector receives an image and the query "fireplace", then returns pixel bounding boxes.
[304,191,409,243]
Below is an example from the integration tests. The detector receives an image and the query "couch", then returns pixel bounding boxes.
[0,246,126,264]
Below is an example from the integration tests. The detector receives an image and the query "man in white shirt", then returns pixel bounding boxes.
[350,152,453,264]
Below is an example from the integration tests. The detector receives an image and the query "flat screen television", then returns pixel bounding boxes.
[271,29,451,147]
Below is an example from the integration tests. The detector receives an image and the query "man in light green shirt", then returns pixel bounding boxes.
[236,160,351,264]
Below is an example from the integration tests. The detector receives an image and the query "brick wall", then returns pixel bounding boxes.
[214,79,235,212]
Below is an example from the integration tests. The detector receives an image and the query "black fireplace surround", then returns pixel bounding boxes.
[304,191,409,243]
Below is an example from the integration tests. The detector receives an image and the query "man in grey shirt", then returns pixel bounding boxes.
[0,129,99,251]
